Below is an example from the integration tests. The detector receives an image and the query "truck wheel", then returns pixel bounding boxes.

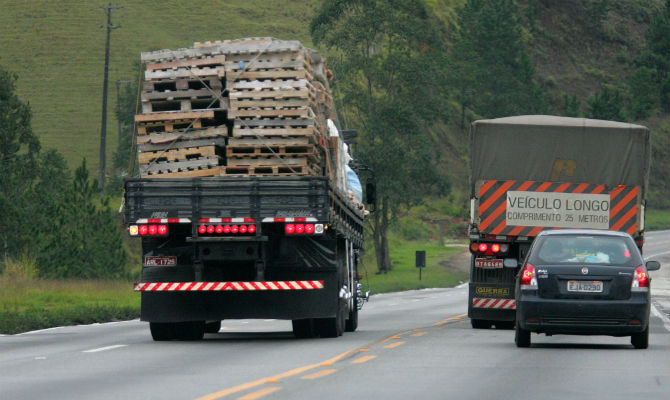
[345,290,358,332]
[515,321,531,348]
[292,319,316,338]
[205,321,222,334]
[150,322,175,341]
[471,319,492,329]
[316,300,345,338]
[631,325,649,349]
[174,321,205,341]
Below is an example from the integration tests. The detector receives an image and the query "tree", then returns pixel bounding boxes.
[0,67,41,256]
[586,86,625,121]
[36,159,128,279]
[311,0,449,273]
[628,0,669,117]
[447,0,547,120]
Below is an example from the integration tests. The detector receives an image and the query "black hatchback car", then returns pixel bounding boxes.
[515,229,661,349]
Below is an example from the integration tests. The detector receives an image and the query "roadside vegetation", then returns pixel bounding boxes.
[0,0,667,333]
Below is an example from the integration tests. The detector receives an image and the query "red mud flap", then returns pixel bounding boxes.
[472,297,516,310]
[134,281,325,291]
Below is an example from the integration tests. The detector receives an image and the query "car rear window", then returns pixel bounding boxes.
[530,235,641,266]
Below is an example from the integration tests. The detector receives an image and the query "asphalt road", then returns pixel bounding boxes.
[1,231,668,400]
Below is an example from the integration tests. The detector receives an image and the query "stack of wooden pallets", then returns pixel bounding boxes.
[135,38,334,178]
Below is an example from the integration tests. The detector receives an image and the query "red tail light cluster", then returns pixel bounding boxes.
[470,242,509,255]
[631,265,649,291]
[137,225,168,236]
[198,224,256,236]
[285,224,315,235]
[520,263,537,289]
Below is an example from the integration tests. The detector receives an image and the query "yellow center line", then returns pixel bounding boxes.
[301,369,338,380]
[236,387,282,400]
[434,313,467,326]
[383,341,405,349]
[411,332,427,337]
[351,355,377,364]
[196,313,465,400]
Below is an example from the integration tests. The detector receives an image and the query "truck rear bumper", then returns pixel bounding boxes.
[468,282,516,321]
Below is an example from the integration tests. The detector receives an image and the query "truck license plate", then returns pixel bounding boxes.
[475,258,503,269]
[144,256,177,267]
[567,280,603,293]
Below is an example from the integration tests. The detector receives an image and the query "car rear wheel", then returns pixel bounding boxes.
[631,325,649,349]
[471,319,493,329]
[515,322,531,348]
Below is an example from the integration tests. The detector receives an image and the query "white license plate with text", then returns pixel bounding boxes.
[567,280,603,293]
[144,256,177,267]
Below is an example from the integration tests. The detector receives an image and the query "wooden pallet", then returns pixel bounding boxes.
[138,145,220,164]
[140,156,222,176]
[138,136,226,152]
[135,110,225,134]
[144,65,225,81]
[225,66,312,83]
[232,126,319,138]
[221,163,318,177]
[234,117,316,129]
[145,55,227,72]
[143,77,223,92]
[226,144,317,158]
[136,126,228,144]
[141,95,227,113]
[229,105,314,119]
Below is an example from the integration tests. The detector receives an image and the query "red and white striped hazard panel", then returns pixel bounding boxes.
[134,281,324,291]
[135,218,191,224]
[472,297,516,309]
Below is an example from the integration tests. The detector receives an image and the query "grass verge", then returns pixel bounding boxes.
[646,208,670,231]
[361,238,468,295]
[0,272,139,335]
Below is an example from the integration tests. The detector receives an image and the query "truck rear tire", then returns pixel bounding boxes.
[150,322,175,341]
[292,319,317,338]
[316,300,345,338]
[175,321,205,341]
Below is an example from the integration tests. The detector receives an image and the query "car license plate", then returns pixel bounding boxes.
[475,258,503,269]
[567,280,603,293]
[144,256,177,267]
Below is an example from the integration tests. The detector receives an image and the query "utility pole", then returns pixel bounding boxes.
[98,2,122,196]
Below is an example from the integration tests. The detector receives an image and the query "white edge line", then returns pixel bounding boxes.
[83,344,127,353]
[651,304,670,332]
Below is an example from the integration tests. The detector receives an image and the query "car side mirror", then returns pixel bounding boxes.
[503,258,518,268]
[646,260,661,271]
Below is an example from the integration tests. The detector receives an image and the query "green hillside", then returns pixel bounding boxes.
[1,0,667,211]
[0,0,319,175]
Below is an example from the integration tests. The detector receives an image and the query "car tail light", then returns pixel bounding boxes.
[631,265,649,292]
[285,224,296,234]
[520,263,537,290]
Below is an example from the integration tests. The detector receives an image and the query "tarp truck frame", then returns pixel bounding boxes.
[467,115,650,329]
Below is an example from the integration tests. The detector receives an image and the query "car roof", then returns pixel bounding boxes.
[536,229,631,238]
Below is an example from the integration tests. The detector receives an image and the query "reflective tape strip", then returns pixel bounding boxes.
[262,217,318,223]
[136,218,191,224]
[199,218,255,223]
[134,281,325,291]
[472,297,516,309]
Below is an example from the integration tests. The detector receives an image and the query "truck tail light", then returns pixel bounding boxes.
[305,224,315,234]
[239,225,248,234]
[478,243,488,252]
[520,263,537,289]
[198,224,256,236]
[231,225,239,234]
[139,225,149,236]
[631,265,649,291]
[198,225,207,234]
[286,224,296,234]
[491,244,501,253]
[215,225,224,234]
[133,224,167,237]
[157,225,168,236]
[207,225,215,234]
[248,225,256,233]
[295,224,305,234]
[148,225,158,235]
